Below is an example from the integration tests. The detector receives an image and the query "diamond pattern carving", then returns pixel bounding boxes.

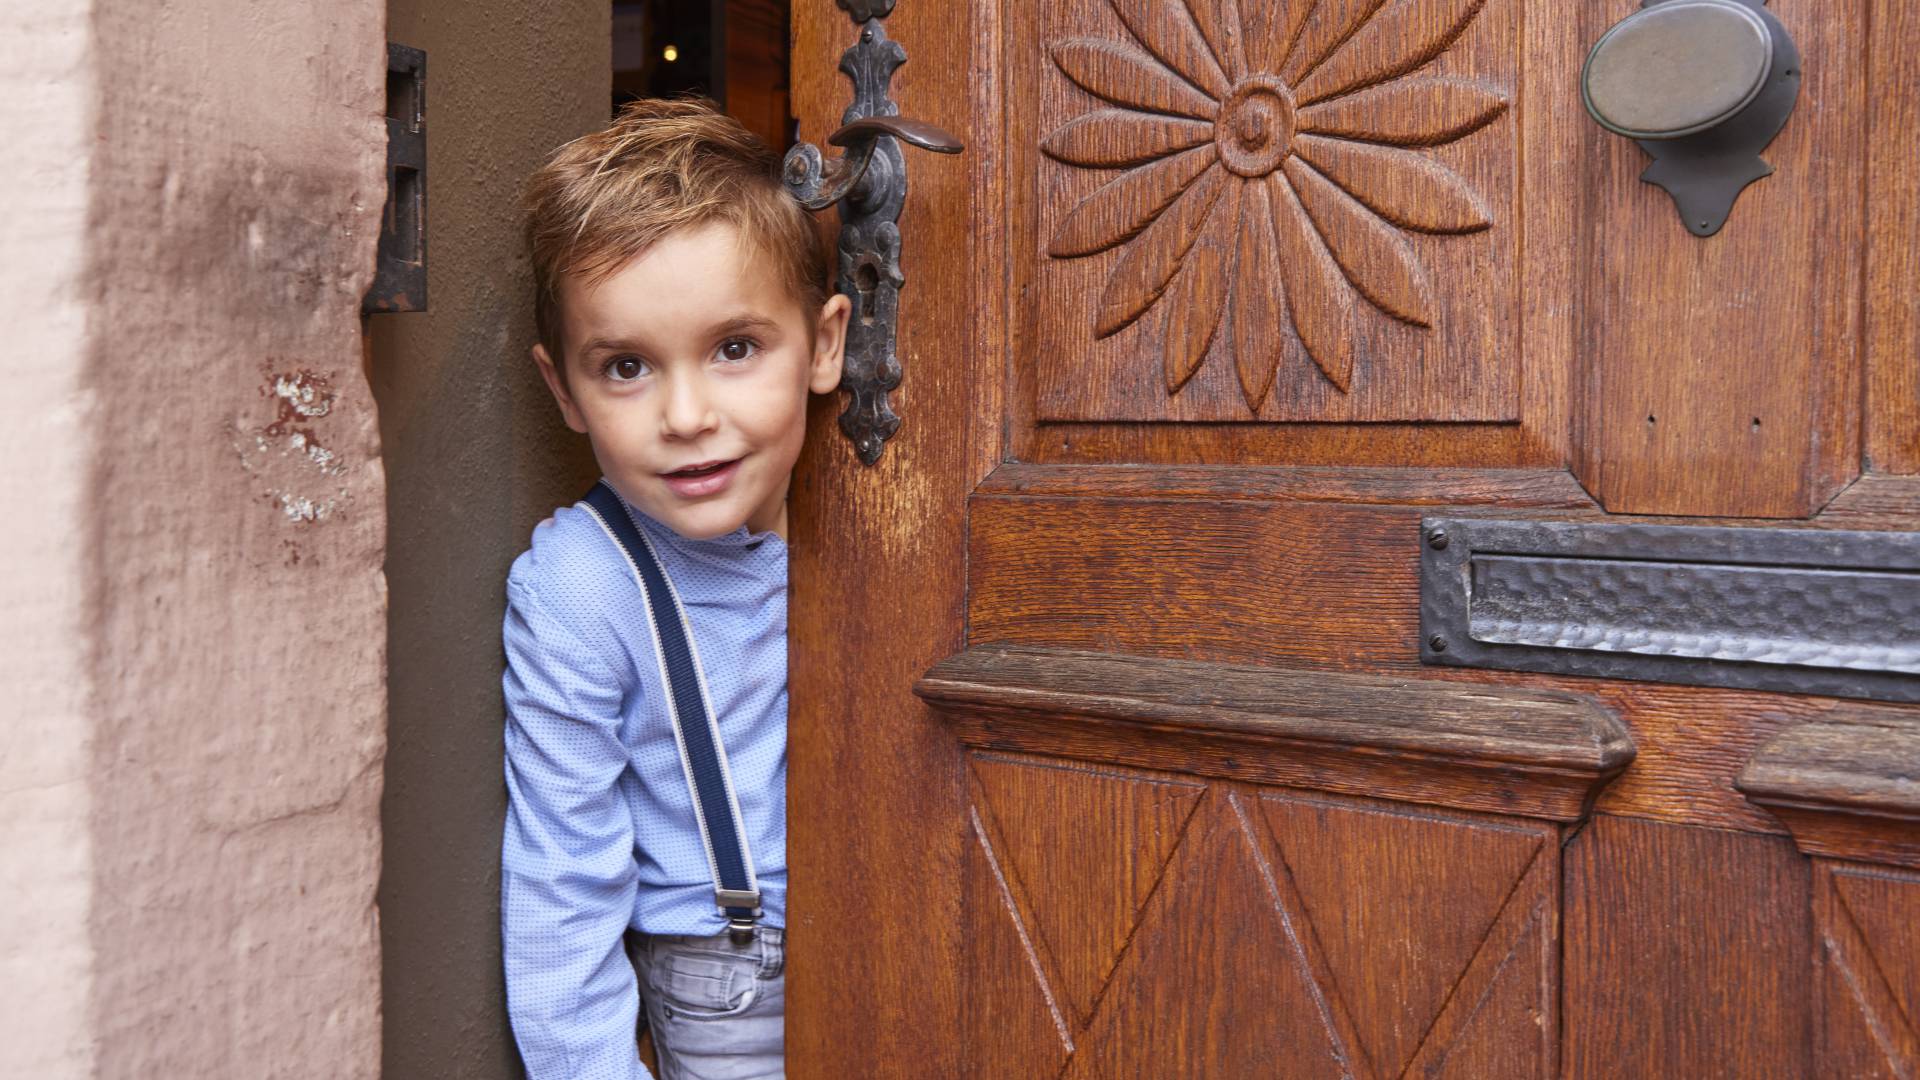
[1820,863,1920,1076]
[967,808,1075,1076]
[1425,901,1552,1080]
[971,756,1205,1025]
[1262,793,1545,1079]
[964,757,1561,1078]
[1834,869,1920,1034]
[1063,792,1352,1078]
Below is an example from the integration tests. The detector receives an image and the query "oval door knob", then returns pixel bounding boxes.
[1583,0,1773,140]
[1580,0,1801,237]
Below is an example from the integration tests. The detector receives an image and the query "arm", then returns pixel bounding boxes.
[501,578,651,1080]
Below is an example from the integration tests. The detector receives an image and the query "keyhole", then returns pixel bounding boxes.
[854,261,881,326]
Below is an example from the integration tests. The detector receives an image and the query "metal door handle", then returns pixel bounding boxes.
[782,18,966,466]
[784,116,963,212]
[1581,0,1801,236]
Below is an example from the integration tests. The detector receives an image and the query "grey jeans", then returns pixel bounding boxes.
[628,926,785,1080]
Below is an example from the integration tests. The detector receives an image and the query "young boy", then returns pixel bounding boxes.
[501,99,849,1080]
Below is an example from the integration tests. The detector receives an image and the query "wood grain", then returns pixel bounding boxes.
[1820,474,1920,525]
[1259,792,1550,1079]
[1029,0,1524,424]
[1413,852,1557,1080]
[964,804,1075,1079]
[918,643,1630,822]
[1867,0,1920,474]
[1003,0,1576,468]
[1738,704,1920,869]
[784,0,1001,1072]
[1230,183,1287,406]
[1815,862,1920,1077]
[795,1,1917,1075]
[1572,1,1865,516]
[960,764,1565,1079]
[976,461,1596,506]
[1160,182,1238,393]
[1285,156,1435,327]
[969,754,1203,1026]
[967,493,1859,834]
[1060,790,1355,1079]
[1297,75,1509,146]
[1563,815,1812,1080]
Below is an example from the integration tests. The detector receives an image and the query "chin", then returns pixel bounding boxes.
[655,514,739,541]
[657,503,753,540]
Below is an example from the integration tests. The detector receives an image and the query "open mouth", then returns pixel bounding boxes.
[663,459,735,479]
[658,457,742,498]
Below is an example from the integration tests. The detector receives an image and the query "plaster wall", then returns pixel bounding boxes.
[1,5,99,1074]
[2,1,388,1075]
[369,2,607,1075]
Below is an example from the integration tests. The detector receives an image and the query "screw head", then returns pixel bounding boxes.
[1427,529,1449,550]
[1428,634,1449,653]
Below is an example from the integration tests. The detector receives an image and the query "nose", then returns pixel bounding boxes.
[659,370,719,440]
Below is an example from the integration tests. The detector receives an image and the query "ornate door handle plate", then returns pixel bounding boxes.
[1582,0,1801,236]
[784,18,964,465]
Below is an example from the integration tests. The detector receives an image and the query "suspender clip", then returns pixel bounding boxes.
[718,888,761,945]
[727,915,757,946]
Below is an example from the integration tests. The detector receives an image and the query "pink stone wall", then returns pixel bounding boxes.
[1,4,99,1074]
[2,1,388,1074]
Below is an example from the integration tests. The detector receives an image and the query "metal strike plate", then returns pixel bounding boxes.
[1582,0,1801,236]
[1420,518,1920,703]
[783,20,964,465]
[365,43,427,313]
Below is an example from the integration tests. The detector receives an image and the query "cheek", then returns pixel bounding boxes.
[735,359,813,444]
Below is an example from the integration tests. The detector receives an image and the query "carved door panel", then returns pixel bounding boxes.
[788,0,1920,1077]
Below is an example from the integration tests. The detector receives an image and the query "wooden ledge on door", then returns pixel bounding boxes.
[975,462,1597,509]
[916,643,1632,824]
[1737,705,1920,870]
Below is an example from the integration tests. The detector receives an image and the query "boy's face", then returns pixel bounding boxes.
[534,221,849,540]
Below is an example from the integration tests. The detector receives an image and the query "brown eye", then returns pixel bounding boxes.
[607,356,647,382]
[718,338,757,363]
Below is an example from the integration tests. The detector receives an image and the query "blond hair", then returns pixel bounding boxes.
[523,97,827,365]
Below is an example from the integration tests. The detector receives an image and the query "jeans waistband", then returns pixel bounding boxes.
[637,925,785,978]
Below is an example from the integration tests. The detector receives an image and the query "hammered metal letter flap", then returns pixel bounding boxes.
[1420,518,1920,703]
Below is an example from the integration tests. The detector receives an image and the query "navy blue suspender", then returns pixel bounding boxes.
[580,481,762,937]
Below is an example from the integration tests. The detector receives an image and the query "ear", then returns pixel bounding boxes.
[532,343,589,434]
[808,292,851,395]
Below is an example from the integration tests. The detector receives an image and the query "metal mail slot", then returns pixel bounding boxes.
[1419,518,1920,703]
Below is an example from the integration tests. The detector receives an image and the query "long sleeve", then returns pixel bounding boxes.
[501,577,651,1080]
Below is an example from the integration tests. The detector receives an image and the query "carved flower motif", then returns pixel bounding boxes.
[1043,0,1508,408]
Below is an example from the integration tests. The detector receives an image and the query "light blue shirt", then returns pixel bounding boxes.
[501,488,788,1080]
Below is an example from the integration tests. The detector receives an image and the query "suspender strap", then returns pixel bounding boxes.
[580,482,761,934]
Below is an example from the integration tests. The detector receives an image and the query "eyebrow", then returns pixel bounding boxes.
[709,314,783,338]
[575,315,784,359]
[575,336,640,357]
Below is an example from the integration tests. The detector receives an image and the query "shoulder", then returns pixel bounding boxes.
[505,501,645,662]
[508,501,619,594]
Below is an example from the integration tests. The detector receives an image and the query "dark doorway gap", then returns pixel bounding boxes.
[612,0,793,150]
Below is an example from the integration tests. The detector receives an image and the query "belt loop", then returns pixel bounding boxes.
[756,928,784,978]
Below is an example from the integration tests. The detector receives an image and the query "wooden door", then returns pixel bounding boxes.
[788,0,1920,1077]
